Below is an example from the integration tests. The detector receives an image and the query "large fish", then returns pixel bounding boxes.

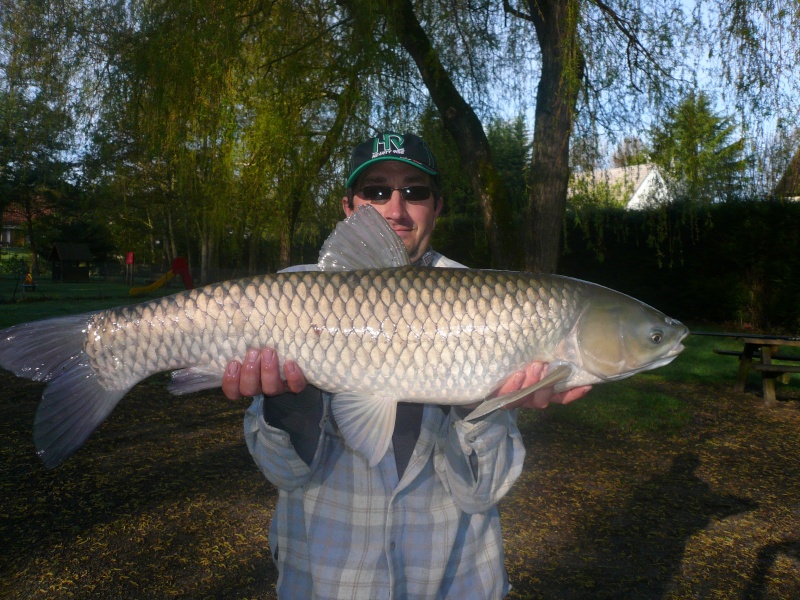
[0,206,687,468]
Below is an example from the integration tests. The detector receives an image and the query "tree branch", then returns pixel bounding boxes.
[502,0,532,22]
[590,0,670,79]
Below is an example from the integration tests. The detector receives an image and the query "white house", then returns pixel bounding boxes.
[773,147,800,201]
[570,163,672,210]
[1,207,26,247]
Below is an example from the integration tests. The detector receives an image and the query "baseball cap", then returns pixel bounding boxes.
[346,131,438,188]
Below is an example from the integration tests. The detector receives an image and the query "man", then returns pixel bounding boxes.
[222,131,590,598]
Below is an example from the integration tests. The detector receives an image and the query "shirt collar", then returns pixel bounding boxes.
[413,249,435,267]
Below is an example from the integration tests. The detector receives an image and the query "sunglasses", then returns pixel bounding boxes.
[355,185,433,202]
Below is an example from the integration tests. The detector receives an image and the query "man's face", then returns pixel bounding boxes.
[342,161,442,262]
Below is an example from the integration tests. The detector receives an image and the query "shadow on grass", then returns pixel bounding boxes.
[577,452,758,598]
[743,539,800,599]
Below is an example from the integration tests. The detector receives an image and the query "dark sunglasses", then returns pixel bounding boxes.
[355,185,433,202]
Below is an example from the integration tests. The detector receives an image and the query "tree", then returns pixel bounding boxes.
[370,0,519,268]
[487,117,532,217]
[612,136,650,168]
[393,0,799,270]
[650,91,748,202]
[4,0,799,276]
[0,0,81,273]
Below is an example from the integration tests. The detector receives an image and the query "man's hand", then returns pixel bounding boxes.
[221,348,307,400]
[495,362,591,410]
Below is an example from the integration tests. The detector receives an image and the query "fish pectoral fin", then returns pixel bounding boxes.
[464,364,573,422]
[168,367,224,395]
[330,392,397,467]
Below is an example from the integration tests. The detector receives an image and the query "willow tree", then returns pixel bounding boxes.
[234,1,372,271]
[9,0,798,276]
[89,0,370,280]
[335,0,800,272]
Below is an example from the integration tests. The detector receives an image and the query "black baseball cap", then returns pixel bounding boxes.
[346,131,438,188]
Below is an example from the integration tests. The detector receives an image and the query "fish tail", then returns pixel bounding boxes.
[0,314,128,468]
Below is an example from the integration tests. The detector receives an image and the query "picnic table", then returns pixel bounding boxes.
[694,331,800,406]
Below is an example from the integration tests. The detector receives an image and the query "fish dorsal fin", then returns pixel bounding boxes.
[317,204,410,270]
[464,364,573,422]
[330,392,398,467]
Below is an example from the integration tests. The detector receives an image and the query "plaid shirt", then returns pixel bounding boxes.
[244,252,526,599]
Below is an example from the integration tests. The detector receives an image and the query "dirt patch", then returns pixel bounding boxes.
[1,372,799,599]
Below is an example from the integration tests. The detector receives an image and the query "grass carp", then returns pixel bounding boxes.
[0,206,687,468]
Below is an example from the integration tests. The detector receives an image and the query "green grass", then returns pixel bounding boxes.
[0,277,176,328]
[539,381,691,434]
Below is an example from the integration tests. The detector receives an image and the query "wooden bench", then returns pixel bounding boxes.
[751,363,800,381]
[713,347,800,404]
[713,349,800,362]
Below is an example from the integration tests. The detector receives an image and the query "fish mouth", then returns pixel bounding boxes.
[639,332,689,370]
[601,331,688,382]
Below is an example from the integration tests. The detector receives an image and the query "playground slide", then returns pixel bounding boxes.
[129,257,194,296]
[129,271,175,296]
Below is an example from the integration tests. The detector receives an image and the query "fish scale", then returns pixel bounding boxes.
[79,267,577,402]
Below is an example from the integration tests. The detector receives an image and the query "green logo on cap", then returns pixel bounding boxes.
[373,133,404,157]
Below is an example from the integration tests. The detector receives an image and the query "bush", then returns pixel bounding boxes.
[559,199,800,332]
[0,251,30,275]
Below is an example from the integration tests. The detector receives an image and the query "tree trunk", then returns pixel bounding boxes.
[166,207,177,262]
[523,0,584,273]
[377,0,518,269]
[248,230,259,275]
[200,214,216,284]
[22,196,40,275]
[278,225,292,270]
[276,45,364,270]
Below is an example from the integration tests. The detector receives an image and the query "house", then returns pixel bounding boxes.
[1,206,26,247]
[49,242,94,283]
[773,147,800,201]
[570,163,672,210]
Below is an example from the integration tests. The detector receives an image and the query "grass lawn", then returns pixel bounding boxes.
[1,288,799,598]
[0,276,177,328]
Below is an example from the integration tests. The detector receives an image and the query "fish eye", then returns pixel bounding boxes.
[651,329,664,344]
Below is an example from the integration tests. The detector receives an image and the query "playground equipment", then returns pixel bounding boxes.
[23,272,37,292]
[129,257,193,296]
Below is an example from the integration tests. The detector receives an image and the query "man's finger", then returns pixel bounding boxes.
[552,386,592,405]
[283,360,307,393]
[221,360,242,400]
[494,361,545,397]
[239,348,266,396]
[260,348,287,396]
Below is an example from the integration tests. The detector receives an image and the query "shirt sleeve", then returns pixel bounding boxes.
[437,406,525,514]
[243,392,324,491]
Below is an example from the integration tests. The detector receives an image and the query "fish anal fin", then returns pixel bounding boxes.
[330,392,397,467]
[168,367,224,395]
[464,364,573,422]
